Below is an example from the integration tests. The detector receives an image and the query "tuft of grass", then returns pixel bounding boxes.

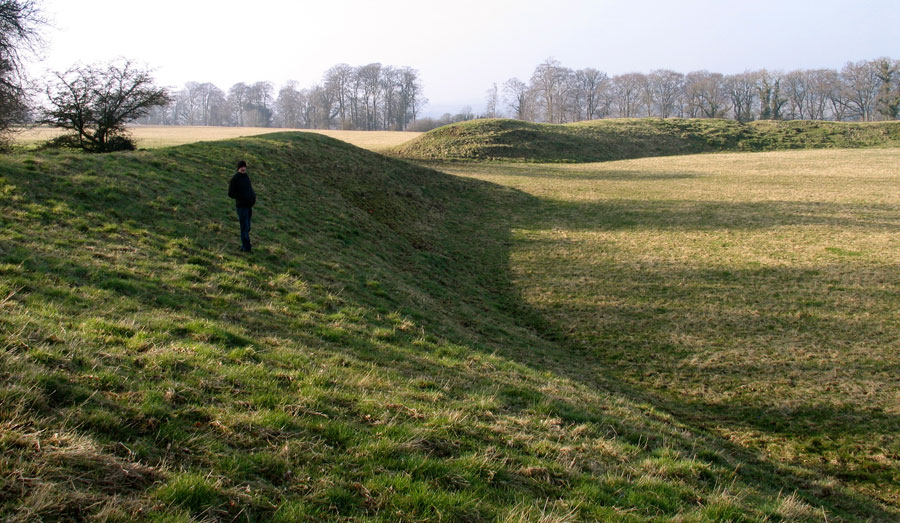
[155,473,225,514]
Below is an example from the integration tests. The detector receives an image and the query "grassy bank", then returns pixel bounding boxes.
[1,133,897,520]
[394,118,900,162]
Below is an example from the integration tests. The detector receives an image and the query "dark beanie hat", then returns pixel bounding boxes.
[236,160,247,169]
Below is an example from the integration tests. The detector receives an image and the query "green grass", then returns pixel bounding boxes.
[393,118,900,162]
[1,132,898,520]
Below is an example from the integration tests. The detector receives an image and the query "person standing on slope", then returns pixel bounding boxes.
[228,160,256,253]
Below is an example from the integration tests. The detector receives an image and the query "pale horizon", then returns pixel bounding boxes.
[30,0,900,118]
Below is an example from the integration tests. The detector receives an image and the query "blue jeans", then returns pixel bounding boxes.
[236,207,252,251]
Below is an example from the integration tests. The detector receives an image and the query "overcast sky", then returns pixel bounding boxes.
[31,0,900,117]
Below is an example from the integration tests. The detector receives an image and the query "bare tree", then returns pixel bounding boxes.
[822,69,850,121]
[175,81,205,125]
[612,73,647,118]
[756,70,787,120]
[726,72,758,122]
[804,70,831,120]
[306,84,333,129]
[503,77,531,121]
[320,75,342,129]
[321,80,341,129]
[380,66,400,129]
[638,74,653,117]
[201,82,227,126]
[274,81,303,128]
[842,60,880,121]
[567,73,586,121]
[594,81,615,119]
[226,82,249,126]
[874,57,900,120]
[136,102,172,125]
[301,86,320,128]
[784,70,810,120]
[485,82,499,118]
[42,59,170,152]
[357,63,381,130]
[648,70,684,118]
[531,58,571,123]
[572,68,608,120]
[243,81,274,126]
[323,64,353,129]
[457,105,475,121]
[397,67,424,130]
[0,0,43,144]
[684,71,727,118]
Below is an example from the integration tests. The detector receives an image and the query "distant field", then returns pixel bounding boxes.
[435,147,900,513]
[12,125,421,151]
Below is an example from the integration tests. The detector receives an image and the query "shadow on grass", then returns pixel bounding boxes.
[684,399,900,442]
[476,185,900,518]
[533,197,900,231]
[414,160,702,181]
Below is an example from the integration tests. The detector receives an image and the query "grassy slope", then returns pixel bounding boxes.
[0,133,895,520]
[393,118,900,162]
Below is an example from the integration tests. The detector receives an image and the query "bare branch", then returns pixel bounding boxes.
[41,59,171,152]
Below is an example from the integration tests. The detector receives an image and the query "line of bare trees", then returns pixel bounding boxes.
[137,63,426,131]
[493,57,900,124]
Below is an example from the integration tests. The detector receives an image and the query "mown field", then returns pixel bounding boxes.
[12,125,421,151]
[1,125,898,520]
[433,147,900,518]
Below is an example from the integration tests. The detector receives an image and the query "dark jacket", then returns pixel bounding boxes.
[228,171,256,208]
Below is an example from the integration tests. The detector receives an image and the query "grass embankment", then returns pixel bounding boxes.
[1,133,896,520]
[394,118,900,162]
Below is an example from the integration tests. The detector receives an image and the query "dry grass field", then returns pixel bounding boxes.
[433,147,900,512]
[12,125,421,151]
